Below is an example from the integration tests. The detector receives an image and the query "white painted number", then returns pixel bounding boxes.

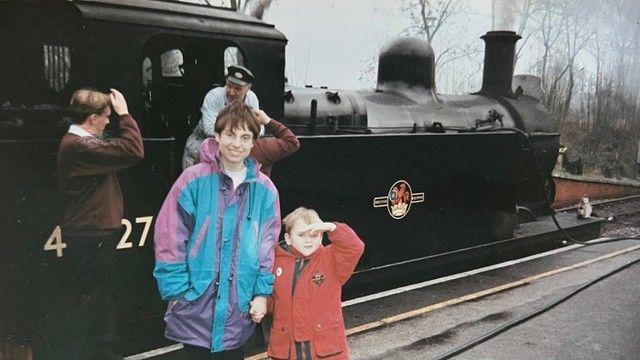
[117,219,134,249]
[117,216,154,250]
[45,216,154,257]
[136,216,153,247]
[44,225,67,258]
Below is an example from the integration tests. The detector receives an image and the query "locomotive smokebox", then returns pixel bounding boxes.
[479,31,521,97]
[376,37,438,102]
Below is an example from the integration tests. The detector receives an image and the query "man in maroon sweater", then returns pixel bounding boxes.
[55,88,144,360]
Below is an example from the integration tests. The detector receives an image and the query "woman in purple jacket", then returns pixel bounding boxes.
[154,101,281,360]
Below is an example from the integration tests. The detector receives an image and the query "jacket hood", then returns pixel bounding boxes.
[199,137,261,180]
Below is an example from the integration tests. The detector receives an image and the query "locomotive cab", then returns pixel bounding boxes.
[0,0,287,355]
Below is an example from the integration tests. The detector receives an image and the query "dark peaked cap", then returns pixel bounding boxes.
[226,65,255,86]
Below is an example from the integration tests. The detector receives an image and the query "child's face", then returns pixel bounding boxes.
[285,219,323,257]
[214,124,254,168]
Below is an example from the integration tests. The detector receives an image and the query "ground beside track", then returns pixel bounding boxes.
[348,239,640,359]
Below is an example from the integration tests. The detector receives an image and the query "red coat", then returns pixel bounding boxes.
[267,223,364,360]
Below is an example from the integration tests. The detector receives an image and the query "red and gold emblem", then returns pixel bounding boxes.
[373,180,425,219]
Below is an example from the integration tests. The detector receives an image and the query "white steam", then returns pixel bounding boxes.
[492,0,517,31]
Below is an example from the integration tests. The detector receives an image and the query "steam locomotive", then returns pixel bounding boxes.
[0,0,568,357]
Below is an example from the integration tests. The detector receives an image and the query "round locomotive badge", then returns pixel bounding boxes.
[373,180,425,220]
[387,180,412,219]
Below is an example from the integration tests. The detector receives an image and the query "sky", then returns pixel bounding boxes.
[263,0,498,90]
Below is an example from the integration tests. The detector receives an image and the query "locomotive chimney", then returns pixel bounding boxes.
[376,37,439,103]
[479,31,521,97]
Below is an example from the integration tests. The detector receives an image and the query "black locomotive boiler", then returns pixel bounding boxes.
[0,1,598,357]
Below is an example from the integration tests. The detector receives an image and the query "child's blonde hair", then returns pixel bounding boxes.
[282,207,321,233]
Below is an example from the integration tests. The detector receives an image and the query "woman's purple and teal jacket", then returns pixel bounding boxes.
[153,138,281,351]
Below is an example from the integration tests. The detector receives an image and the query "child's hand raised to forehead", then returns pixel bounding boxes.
[305,222,337,236]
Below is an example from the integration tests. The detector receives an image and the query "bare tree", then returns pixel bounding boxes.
[397,0,483,93]
[239,0,274,19]
[360,0,477,92]
[513,0,541,66]
[410,0,456,43]
[532,0,563,107]
[559,0,595,118]
[401,0,471,66]
[529,0,593,117]
[583,1,607,128]
[489,0,543,71]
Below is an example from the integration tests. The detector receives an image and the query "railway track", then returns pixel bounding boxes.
[559,195,640,238]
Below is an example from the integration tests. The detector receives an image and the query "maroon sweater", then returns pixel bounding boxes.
[57,114,144,235]
[251,118,301,177]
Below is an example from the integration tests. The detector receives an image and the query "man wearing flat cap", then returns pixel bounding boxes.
[182,65,259,169]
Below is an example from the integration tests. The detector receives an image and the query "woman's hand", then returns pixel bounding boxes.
[250,296,268,323]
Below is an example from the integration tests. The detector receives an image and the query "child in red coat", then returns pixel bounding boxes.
[266,207,365,360]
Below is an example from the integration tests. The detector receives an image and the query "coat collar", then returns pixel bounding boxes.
[68,124,92,137]
[199,137,261,183]
[278,241,324,261]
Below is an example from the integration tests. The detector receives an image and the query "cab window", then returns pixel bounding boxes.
[161,49,184,77]
[223,46,244,71]
[142,57,153,88]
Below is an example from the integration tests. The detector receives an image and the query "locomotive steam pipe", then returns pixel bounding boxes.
[479,31,522,97]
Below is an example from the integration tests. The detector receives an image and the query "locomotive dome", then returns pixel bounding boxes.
[376,37,437,99]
